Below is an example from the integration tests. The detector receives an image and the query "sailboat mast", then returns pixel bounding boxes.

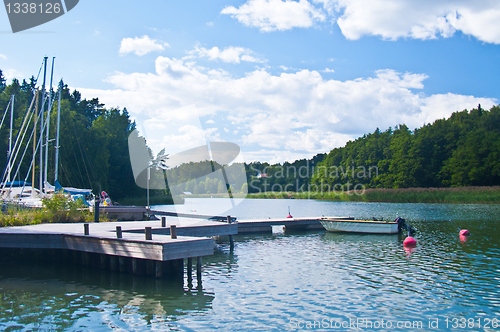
[7,95,14,182]
[39,56,47,194]
[54,80,62,182]
[32,90,38,195]
[44,57,55,188]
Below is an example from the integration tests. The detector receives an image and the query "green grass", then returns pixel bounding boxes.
[0,193,108,227]
[245,186,500,203]
[359,186,500,203]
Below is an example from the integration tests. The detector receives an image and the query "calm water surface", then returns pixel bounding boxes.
[1,199,500,331]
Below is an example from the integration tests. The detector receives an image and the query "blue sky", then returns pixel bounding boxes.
[1,0,499,163]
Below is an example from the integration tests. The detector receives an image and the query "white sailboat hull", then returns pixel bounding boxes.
[320,219,399,234]
[1,187,43,208]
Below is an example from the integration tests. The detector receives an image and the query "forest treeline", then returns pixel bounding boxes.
[2,69,499,201]
[311,104,500,190]
[249,104,500,193]
[0,69,142,201]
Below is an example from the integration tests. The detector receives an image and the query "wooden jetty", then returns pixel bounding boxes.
[235,216,352,233]
[0,213,342,280]
[0,217,236,280]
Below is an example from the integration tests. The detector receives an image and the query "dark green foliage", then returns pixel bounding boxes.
[0,70,5,92]
[41,193,88,223]
[313,104,500,189]
[0,72,141,201]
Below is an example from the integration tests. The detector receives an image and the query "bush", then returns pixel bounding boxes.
[0,194,97,227]
[40,193,89,223]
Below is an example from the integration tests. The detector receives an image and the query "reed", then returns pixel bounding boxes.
[358,186,500,203]
[245,186,500,203]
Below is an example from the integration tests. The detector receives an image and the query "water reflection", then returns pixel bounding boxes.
[2,201,500,330]
[0,261,215,331]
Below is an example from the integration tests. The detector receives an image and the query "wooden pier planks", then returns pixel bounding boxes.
[236,217,329,233]
[235,216,354,233]
[0,220,219,262]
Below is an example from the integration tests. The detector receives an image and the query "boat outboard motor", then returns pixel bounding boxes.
[396,217,415,234]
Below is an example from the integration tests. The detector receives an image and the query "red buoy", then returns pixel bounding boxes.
[287,214,293,218]
[403,236,417,247]
[459,229,470,236]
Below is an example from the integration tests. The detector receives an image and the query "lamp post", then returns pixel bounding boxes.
[146,150,169,219]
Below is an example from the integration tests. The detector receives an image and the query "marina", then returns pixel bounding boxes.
[0,217,235,279]
[1,199,500,331]
[0,213,349,279]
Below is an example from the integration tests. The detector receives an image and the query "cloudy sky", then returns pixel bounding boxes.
[1,0,499,164]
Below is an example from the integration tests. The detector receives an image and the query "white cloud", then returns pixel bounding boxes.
[188,45,264,63]
[78,57,496,163]
[119,35,169,56]
[0,54,7,60]
[2,68,24,82]
[330,0,500,43]
[224,0,500,43]
[221,0,325,32]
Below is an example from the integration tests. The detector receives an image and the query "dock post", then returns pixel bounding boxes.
[84,223,89,236]
[187,258,193,287]
[116,226,122,239]
[100,254,109,270]
[145,227,152,240]
[170,225,177,239]
[227,216,234,250]
[82,252,90,266]
[146,260,155,276]
[155,261,163,278]
[161,216,166,227]
[109,255,118,271]
[94,199,99,223]
[118,256,126,273]
[132,258,146,275]
[196,256,202,283]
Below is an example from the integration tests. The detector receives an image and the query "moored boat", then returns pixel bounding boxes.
[320,217,410,234]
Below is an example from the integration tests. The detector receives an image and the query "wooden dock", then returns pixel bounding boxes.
[235,216,350,233]
[0,217,236,280]
[0,213,342,280]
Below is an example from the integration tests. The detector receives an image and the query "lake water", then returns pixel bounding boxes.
[1,199,500,331]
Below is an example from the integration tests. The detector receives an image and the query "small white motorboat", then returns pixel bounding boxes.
[320,217,409,234]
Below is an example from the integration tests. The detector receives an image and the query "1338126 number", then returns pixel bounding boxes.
[5,2,61,14]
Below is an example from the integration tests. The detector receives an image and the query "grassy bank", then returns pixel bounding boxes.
[246,186,500,203]
[0,194,101,227]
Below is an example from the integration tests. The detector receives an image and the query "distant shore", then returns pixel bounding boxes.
[182,186,500,204]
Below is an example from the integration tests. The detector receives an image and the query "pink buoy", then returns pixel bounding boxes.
[459,229,470,236]
[287,214,293,218]
[403,236,417,247]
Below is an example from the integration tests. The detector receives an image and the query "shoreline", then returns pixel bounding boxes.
[180,186,500,204]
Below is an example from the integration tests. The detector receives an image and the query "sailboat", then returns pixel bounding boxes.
[1,57,93,208]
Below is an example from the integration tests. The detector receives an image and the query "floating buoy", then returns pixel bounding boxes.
[459,229,470,236]
[403,236,417,247]
[287,206,293,218]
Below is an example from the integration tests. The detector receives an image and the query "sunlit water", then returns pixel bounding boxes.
[1,199,500,331]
